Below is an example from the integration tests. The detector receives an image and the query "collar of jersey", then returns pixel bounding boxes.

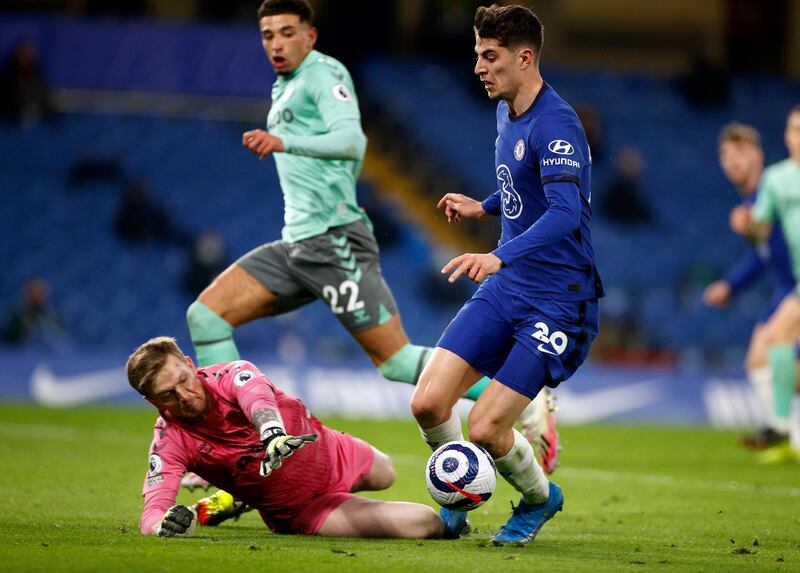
[507,81,550,122]
[278,49,320,82]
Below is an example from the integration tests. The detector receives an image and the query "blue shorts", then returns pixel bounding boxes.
[437,280,599,399]
[758,284,796,323]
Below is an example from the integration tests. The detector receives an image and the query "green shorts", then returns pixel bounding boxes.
[238,221,398,332]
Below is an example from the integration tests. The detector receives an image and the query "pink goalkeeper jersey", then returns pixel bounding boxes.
[140,360,337,535]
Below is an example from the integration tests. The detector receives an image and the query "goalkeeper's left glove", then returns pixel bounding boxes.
[156,504,197,538]
[259,427,318,477]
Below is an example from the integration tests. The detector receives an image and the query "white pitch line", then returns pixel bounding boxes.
[390,452,799,498]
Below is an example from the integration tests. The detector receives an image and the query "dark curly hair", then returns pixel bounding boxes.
[257,0,314,24]
[474,4,543,56]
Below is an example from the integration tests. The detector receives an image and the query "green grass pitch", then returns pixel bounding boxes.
[0,404,797,572]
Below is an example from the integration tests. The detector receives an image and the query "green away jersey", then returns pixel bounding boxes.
[267,50,370,242]
[752,158,800,281]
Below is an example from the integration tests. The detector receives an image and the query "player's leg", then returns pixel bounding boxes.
[759,292,800,462]
[411,347,484,535]
[187,240,314,366]
[317,497,444,538]
[353,314,491,397]
[410,294,515,539]
[410,347,484,442]
[469,351,562,545]
[351,447,396,492]
[316,430,443,538]
[187,264,275,365]
[409,348,484,538]
[517,387,560,472]
[740,321,788,448]
[763,294,800,427]
[297,221,490,397]
[482,298,597,544]
[354,306,555,467]
[411,291,516,445]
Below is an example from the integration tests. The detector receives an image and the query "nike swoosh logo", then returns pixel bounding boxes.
[536,343,558,356]
[556,379,665,423]
[30,364,130,407]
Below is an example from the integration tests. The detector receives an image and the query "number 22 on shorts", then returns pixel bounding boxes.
[322,280,364,314]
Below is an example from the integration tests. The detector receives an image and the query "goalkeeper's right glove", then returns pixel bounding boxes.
[157,504,197,538]
[259,427,318,477]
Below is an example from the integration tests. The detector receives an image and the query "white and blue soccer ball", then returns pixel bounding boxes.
[425,440,497,511]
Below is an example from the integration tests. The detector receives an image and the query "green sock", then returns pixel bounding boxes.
[462,377,491,401]
[186,301,240,366]
[378,344,490,402]
[768,344,796,424]
[377,344,432,385]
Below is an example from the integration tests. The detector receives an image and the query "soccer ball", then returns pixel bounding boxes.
[425,440,497,511]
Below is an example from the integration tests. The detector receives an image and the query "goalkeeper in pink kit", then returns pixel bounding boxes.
[127,336,445,538]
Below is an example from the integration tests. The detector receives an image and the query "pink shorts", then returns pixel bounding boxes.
[262,429,375,535]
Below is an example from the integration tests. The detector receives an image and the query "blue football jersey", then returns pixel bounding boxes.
[482,82,603,301]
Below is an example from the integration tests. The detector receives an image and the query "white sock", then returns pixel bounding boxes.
[748,367,776,427]
[419,409,463,451]
[791,396,800,449]
[494,429,550,505]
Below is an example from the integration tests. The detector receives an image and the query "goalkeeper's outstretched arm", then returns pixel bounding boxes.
[139,437,190,535]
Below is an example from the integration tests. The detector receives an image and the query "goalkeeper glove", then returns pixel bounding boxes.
[157,504,197,538]
[259,427,318,476]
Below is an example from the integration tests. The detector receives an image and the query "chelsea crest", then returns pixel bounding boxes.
[514,139,525,161]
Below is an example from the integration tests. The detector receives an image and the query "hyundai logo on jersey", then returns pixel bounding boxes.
[548,140,574,155]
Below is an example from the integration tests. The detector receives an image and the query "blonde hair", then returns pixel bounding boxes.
[718,122,761,148]
[126,336,186,395]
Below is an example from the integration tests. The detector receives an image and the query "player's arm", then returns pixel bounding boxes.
[724,249,766,296]
[243,129,284,160]
[703,244,766,307]
[281,117,366,160]
[492,180,581,265]
[730,204,771,244]
[276,64,367,161]
[226,363,317,477]
[241,120,365,162]
[440,182,580,283]
[437,192,493,223]
[140,428,196,536]
[732,175,775,244]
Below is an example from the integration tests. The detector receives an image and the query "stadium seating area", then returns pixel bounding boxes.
[0,114,455,362]
[2,60,799,368]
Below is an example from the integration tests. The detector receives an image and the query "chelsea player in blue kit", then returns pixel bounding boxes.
[410,4,603,544]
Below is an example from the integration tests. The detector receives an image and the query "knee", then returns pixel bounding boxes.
[371,450,396,490]
[467,413,504,452]
[410,392,450,428]
[186,300,208,329]
[187,300,232,332]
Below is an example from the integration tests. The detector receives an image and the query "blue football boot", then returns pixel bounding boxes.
[439,507,470,539]
[491,482,563,545]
